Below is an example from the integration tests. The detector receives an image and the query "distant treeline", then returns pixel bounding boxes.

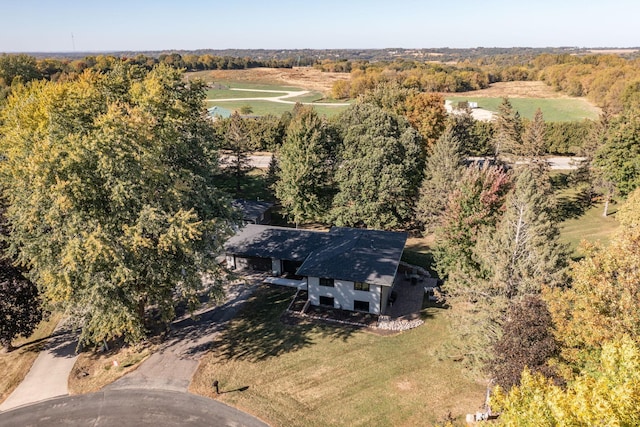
[322,54,640,112]
[22,47,640,63]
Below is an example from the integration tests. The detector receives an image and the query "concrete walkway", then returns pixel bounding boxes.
[0,322,78,411]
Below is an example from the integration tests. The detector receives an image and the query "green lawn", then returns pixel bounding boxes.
[206,99,348,117]
[446,97,598,122]
[551,171,620,256]
[191,286,485,427]
[559,203,619,256]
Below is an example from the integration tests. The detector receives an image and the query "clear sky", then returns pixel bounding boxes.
[2,0,638,52]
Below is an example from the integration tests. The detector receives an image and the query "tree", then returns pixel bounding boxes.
[0,263,43,352]
[330,103,423,230]
[521,108,546,160]
[493,97,523,158]
[546,189,640,368]
[275,106,334,225]
[435,164,511,282]
[572,112,610,214]
[416,127,465,234]
[404,92,448,152]
[0,65,236,346]
[222,112,253,196]
[447,107,494,156]
[491,337,640,426]
[489,296,559,390]
[0,54,41,87]
[478,167,567,301]
[594,106,640,198]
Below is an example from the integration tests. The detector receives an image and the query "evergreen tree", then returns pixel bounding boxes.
[330,103,423,230]
[594,105,640,198]
[478,167,567,300]
[522,108,547,160]
[493,97,523,158]
[435,164,511,282]
[416,127,465,234]
[572,112,610,211]
[275,106,334,225]
[448,107,491,156]
[223,112,253,196]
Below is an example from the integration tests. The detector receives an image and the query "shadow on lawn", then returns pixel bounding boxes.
[554,191,592,222]
[209,286,356,363]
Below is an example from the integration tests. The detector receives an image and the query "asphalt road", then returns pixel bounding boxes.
[0,389,269,427]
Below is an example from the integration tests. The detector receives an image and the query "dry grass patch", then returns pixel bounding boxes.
[454,81,572,99]
[191,286,485,427]
[68,343,155,394]
[187,67,349,94]
[0,314,61,404]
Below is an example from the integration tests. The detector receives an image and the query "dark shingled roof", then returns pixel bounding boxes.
[232,199,274,223]
[224,224,328,262]
[297,227,407,287]
[224,225,407,286]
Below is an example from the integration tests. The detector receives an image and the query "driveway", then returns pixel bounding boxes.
[0,389,268,427]
[106,280,258,392]
[1,279,259,412]
[0,322,78,411]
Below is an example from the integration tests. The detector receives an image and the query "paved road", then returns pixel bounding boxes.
[242,154,585,170]
[0,389,269,427]
[0,322,78,411]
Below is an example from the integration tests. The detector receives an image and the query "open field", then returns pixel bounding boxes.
[446,96,598,122]
[191,286,486,427]
[205,88,287,99]
[187,67,350,94]
[206,98,349,117]
[0,314,61,404]
[454,81,575,99]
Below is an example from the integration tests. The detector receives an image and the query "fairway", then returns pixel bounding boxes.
[445,96,598,122]
[206,82,350,117]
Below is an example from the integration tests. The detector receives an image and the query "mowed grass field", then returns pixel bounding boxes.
[446,97,598,122]
[205,80,350,117]
[191,286,485,427]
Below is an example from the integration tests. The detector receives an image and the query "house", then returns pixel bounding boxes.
[224,224,407,315]
[232,199,274,225]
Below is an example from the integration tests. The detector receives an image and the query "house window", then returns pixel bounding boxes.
[319,296,335,307]
[319,278,334,287]
[354,282,370,292]
[353,300,370,312]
